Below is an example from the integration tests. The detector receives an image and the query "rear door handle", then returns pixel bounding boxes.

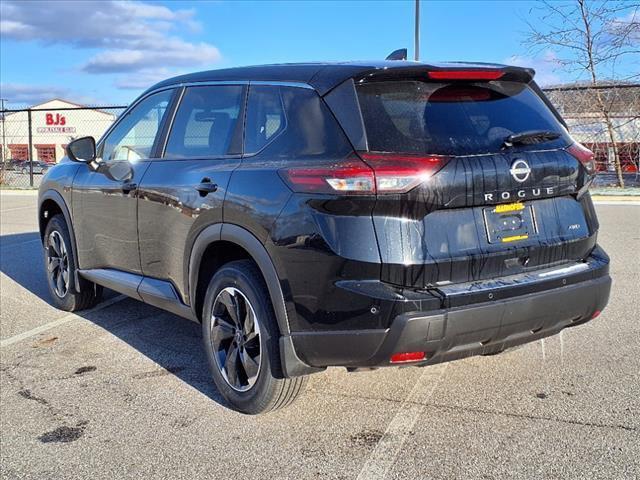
[196,178,218,196]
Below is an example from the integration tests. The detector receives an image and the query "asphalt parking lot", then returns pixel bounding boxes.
[1,192,638,480]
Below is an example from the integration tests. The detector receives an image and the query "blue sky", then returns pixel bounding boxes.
[0,1,636,107]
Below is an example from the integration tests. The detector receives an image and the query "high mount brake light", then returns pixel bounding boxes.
[279,153,450,195]
[427,70,504,81]
[567,142,596,174]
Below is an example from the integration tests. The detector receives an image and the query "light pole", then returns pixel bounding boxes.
[414,0,420,61]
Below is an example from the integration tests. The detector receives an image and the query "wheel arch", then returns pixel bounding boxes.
[188,223,290,334]
[39,190,82,293]
[188,223,322,378]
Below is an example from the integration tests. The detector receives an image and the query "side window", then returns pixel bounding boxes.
[100,89,173,162]
[244,85,286,154]
[164,85,244,158]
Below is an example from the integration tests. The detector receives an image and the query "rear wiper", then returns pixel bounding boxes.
[503,130,561,148]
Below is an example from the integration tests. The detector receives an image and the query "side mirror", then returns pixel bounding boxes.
[67,137,96,163]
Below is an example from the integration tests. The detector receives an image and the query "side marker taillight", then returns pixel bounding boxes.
[567,142,596,174]
[390,351,426,364]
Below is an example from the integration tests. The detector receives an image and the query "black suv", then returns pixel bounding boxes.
[38,61,611,413]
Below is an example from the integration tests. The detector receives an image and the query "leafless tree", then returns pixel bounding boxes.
[525,0,639,187]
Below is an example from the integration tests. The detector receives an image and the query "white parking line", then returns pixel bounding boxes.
[0,295,127,348]
[0,206,36,213]
[593,201,640,206]
[356,363,449,480]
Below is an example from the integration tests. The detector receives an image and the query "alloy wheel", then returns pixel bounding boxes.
[210,287,262,392]
[47,231,70,298]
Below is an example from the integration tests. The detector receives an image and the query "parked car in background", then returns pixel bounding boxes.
[38,61,611,414]
[20,161,51,175]
[2,159,26,171]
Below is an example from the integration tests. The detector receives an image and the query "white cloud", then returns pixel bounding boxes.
[84,41,220,74]
[504,51,563,86]
[113,68,188,90]
[0,0,221,89]
[0,83,97,107]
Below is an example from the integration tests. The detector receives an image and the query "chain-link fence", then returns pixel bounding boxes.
[543,84,640,188]
[1,84,638,189]
[0,104,126,188]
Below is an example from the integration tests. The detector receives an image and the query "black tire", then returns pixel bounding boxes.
[202,260,306,414]
[43,214,103,311]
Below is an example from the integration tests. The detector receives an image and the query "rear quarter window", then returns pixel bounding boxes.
[244,86,352,158]
[357,81,568,156]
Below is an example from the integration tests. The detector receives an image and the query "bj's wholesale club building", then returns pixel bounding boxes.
[0,99,119,165]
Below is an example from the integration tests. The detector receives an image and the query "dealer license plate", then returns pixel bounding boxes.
[483,202,537,244]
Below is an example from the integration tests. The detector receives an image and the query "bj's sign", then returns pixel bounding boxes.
[36,113,77,134]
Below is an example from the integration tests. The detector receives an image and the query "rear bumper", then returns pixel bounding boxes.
[290,254,611,369]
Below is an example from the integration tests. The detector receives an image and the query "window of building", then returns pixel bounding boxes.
[164,85,244,158]
[8,144,28,161]
[35,144,56,163]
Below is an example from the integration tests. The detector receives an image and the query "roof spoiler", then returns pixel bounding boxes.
[354,64,535,84]
[385,49,408,61]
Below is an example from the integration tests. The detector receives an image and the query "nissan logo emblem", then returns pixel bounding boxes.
[510,159,531,183]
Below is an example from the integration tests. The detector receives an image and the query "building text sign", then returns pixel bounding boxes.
[36,113,76,134]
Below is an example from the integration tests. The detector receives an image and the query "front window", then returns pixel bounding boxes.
[100,89,173,162]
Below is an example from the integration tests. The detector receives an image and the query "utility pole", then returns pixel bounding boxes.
[414,0,420,61]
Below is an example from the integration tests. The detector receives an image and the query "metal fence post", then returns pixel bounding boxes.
[0,99,5,165]
[0,99,5,183]
[27,108,33,187]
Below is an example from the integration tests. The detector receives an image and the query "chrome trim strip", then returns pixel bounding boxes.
[176,80,250,87]
[437,259,598,298]
[167,80,314,90]
[537,263,589,278]
[250,80,314,89]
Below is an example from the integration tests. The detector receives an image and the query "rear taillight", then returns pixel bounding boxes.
[360,152,450,193]
[567,142,596,174]
[427,70,504,81]
[279,159,375,194]
[279,153,449,195]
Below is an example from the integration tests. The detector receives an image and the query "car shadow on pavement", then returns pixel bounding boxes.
[0,232,49,300]
[82,298,230,408]
[1,230,229,409]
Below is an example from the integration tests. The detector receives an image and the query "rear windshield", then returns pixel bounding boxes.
[356,81,567,156]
